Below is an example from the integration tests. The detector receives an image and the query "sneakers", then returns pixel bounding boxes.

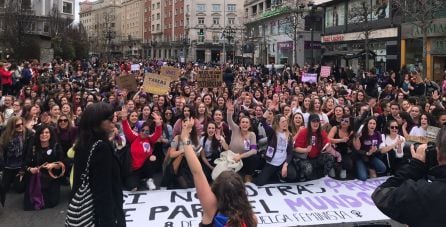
[328,168,336,178]
[340,169,347,179]
[146,178,157,190]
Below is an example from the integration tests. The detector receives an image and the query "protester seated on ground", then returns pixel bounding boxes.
[327,114,354,179]
[294,114,335,181]
[254,111,295,186]
[24,125,65,210]
[180,118,257,227]
[199,122,228,182]
[226,100,259,183]
[162,113,202,189]
[379,120,405,175]
[353,117,387,181]
[120,107,163,191]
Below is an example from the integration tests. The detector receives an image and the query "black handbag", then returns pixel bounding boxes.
[65,140,102,227]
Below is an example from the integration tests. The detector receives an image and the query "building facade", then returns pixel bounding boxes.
[320,0,400,74]
[79,0,120,56]
[401,16,446,81]
[184,0,245,63]
[119,0,144,57]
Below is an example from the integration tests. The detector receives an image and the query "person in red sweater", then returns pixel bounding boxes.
[121,108,163,191]
[294,114,335,180]
[0,62,13,95]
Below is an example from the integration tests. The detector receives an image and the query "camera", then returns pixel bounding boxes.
[412,142,438,169]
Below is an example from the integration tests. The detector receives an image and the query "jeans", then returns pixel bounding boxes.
[356,156,387,181]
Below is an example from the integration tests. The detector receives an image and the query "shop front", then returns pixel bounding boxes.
[321,27,399,74]
[401,18,446,81]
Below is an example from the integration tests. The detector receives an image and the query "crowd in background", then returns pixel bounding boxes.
[0,57,446,212]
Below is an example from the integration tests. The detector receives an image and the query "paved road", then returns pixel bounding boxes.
[0,185,405,227]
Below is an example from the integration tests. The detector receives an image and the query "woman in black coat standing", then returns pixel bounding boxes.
[72,102,125,227]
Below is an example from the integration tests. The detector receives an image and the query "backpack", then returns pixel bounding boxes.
[214,214,247,227]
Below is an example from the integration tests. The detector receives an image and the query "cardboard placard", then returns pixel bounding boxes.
[143,73,171,95]
[196,69,223,88]
[427,126,441,142]
[160,66,181,80]
[320,66,331,78]
[302,73,318,83]
[116,75,138,92]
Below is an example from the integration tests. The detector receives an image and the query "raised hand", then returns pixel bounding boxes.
[226,100,235,113]
[120,107,128,120]
[152,112,162,126]
[180,118,194,142]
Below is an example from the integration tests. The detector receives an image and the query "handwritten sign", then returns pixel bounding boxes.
[196,69,223,88]
[116,75,138,92]
[143,73,171,95]
[123,177,390,227]
[160,66,181,80]
[302,73,318,83]
[320,66,331,78]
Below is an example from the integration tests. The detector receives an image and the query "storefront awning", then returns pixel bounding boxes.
[322,50,376,59]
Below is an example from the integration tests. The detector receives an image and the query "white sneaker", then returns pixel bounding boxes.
[328,168,336,178]
[146,178,157,190]
[340,169,347,179]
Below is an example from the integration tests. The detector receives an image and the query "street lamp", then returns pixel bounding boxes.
[223,26,235,63]
[182,36,190,62]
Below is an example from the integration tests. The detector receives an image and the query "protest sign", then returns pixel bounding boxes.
[143,73,171,95]
[131,64,140,71]
[302,73,318,83]
[123,177,390,227]
[320,66,331,77]
[116,75,138,92]
[427,126,441,142]
[196,69,223,88]
[160,66,181,80]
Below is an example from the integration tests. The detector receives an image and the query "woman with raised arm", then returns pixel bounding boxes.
[226,100,259,182]
[180,118,257,227]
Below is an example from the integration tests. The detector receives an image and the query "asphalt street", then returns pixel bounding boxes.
[0,185,405,227]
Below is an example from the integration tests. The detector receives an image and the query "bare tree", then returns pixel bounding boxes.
[393,0,446,78]
[347,0,378,72]
[284,0,306,66]
[1,0,38,60]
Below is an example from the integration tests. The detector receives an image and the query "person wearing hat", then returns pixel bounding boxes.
[294,114,335,180]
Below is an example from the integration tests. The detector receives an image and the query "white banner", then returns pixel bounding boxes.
[123,177,390,227]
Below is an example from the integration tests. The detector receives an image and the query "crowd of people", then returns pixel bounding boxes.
[0,57,446,226]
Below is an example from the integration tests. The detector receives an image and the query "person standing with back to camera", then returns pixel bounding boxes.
[372,126,446,227]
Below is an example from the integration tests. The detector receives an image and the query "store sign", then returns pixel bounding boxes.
[278,41,293,49]
[431,38,446,55]
[402,18,446,39]
[322,28,398,43]
[304,41,321,49]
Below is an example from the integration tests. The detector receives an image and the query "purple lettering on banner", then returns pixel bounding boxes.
[285,198,313,212]
[320,195,349,209]
[357,192,375,205]
[338,194,362,208]
[343,182,369,191]
[306,197,329,210]
[324,178,341,193]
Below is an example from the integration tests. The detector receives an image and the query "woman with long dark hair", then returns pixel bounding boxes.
[24,126,65,210]
[328,114,354,179]
[72,102,125,226]
[0,117,33,194]
[180,118,257,227]
[200,122,229,181]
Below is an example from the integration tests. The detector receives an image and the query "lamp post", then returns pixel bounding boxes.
[306,1,319,66]
[223,26,235,63]
[182,36,190,63]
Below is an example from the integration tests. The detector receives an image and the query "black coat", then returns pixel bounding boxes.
[372,159,446,227]
[72,141,125,227]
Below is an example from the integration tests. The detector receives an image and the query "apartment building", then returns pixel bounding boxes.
[185,0,244,63]
[79,0,120,56]
[120,0,144,56]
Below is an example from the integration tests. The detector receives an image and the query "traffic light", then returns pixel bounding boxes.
[199,29,204,36]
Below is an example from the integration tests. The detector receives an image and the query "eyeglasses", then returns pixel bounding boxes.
[341,118,350,123]
[16,123,23,128]
[390,126,398,129]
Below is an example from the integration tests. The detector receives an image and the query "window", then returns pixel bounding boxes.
[157,13,160,19]
[152,14,155,20]
[198,17,205,25]
[212,4,221,12]
[227,4,236,12]
[196,4,206,12]
[212,32,220,43]
[213,17,220,25]
[157,2,160,9]
[156,24,160,31]
[228,18,235,25]
[62,1,73,14]
[0,0,5,8]
[152,25,155,30]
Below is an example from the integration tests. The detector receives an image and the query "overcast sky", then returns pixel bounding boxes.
[74,0,80,22]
